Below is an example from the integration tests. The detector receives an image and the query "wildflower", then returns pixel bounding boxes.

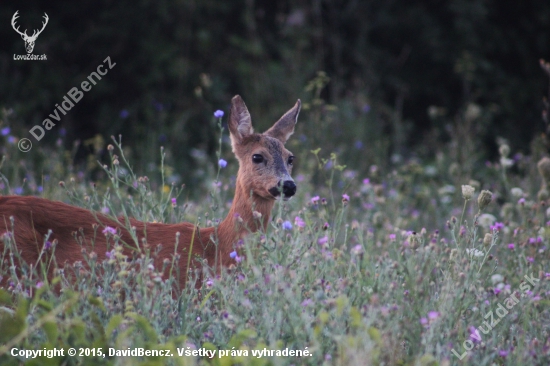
[294,216,305,228]
[466,248,484,257]
[490,222,504,231]
[318,236,328,246]
[491,274,504,284]
[206,279,213,288]
[36,281,43,289]
[229,251,237,259]
[301,299,313,307]
[483,233,493,246]
[420,318,428,325]
[282,221,293,230]
[477,190,493,211]
[1,127,10,136]
[527,257,534,263]
[171,198,177,207]
[499,144,510,157]
[510,187,523,197]
[518,197,526,206]
[498,350,509,357]
[342,194,350,203]
[507,243,515,250]
[478,213,496,229]
[322,222,330,230]
[461,185,475,200]
[537,157,550,182]
[351,245,363,255]
[389,233,396,242]
[311,195,320,204]
[363,178,370,185]
[428,311,439,320]
[43,241,52,250]
[218,159,227,168]
[214,110,224,118]
[500,157,514,168]
[102,226,117,235]
[252,211,262,220]
[119,110,129,119]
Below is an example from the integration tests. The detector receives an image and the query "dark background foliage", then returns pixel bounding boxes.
[1,0,549,182]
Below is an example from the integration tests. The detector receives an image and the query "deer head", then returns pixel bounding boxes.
[228,95,301,202]
[12,11,49,54]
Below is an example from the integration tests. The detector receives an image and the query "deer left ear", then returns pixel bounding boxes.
[265,100,301,144]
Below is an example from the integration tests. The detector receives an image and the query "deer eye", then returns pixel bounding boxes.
[287,156,294,166]
[252,154,264,164]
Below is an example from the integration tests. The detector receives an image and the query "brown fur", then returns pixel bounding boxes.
[0,95,301,290]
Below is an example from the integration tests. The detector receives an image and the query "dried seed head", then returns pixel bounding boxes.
[477,190,493,211]
[538,157,550,183]
[461,185,475,200]
[498,144,510,157]
[483,233,493,246]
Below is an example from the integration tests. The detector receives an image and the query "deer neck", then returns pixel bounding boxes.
[215,175,275,250]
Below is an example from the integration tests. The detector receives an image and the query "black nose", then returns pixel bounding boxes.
[282,180,296,197]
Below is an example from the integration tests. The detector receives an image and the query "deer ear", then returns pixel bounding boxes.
[228,95,254,145]
[265,100,301,144]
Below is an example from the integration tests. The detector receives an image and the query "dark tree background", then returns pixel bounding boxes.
[1,0,549,181]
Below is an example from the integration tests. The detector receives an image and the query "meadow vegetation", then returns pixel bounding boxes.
[1,89,550,366]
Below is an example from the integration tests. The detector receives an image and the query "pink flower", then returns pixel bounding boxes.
[318,236,328,246]
[102,226,117,235]
[507,243,515,250]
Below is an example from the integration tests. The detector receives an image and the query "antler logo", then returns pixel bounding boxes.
[11,10,49,54]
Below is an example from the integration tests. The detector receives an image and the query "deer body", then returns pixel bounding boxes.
[0,96,300,289]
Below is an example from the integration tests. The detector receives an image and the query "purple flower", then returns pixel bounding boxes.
[490,222,504,231]
[318,236,328,246]
[282,221,293,230]
[301,299,313,307]
[428,311,439,320]
[1,127,10,136]
[389,234,396,242]
[420,317,428,325]
[311,196,320,204]
[119,110,129,119]
[206,279,213,287]
[214,110,224,118]
[218,159,227,168]
[102,226,117,235]
[14,187,23,195]
[294,216,305,228]
[230,251,237,259]
[105,250,114,260]
[363,178,370,185]
[8,136,16,144]
[171,198,177,207]
[499,350,509,357]
[507,243,515,250]
[342,194,350,202]
[351,244,363,255]
[518,198,525,205]
[36,281,43,289]
[527,257,534,263]
[44,241,52,250]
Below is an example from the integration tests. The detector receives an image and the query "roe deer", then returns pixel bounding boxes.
[0,95,301,290]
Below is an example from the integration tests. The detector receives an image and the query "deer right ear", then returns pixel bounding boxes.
[228,95,254,146]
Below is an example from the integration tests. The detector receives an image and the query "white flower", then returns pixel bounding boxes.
[466,248,484,257]
[478,213,496,229]
[491,274,504,285]
[461,185,475,200]
[500,157,514,168]
[510,187,523,198]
